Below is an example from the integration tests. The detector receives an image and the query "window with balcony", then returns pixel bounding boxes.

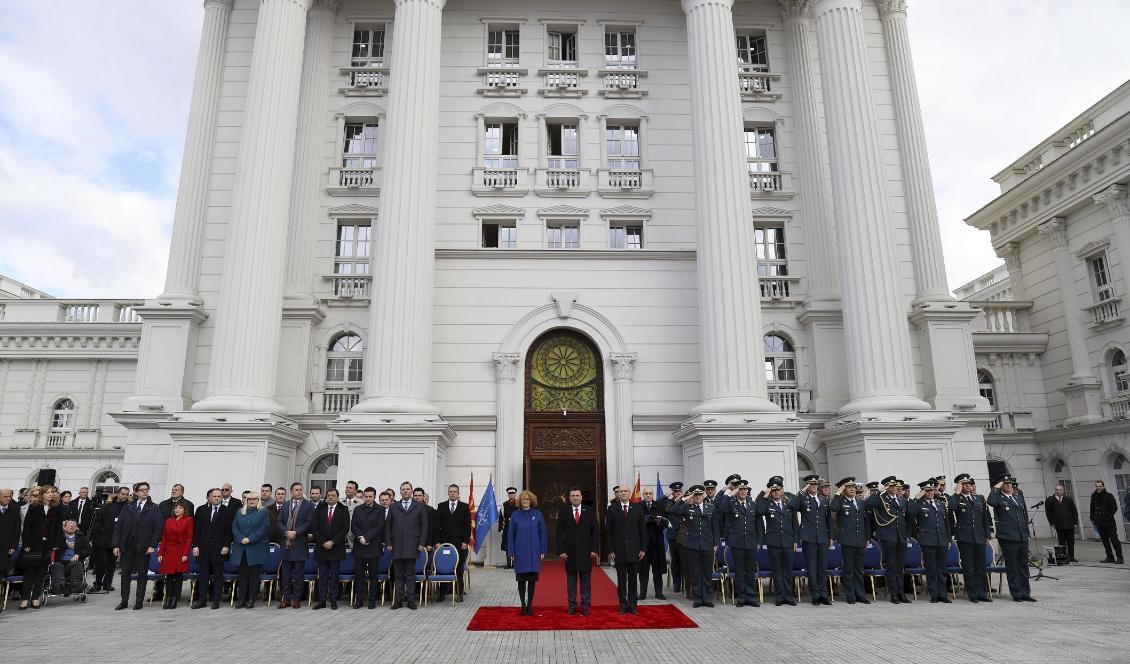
[547,29,577,67]
[604,29,637,69]
[487,26,520,66]
[1089,253,1114,303]
[484,122,519,169]
[547,123,579,169]
[338,122,379,188]
[606,124,640,171]
[326,334,364,383]
[764,334,799,410]
[978,369,997,407]
[352,25,385,67]
[754,225,791,298]
[482,220,518,249]
[736,33,768,72]
[745,125,779,191]
[609,223,643,249]
[333,221,371,298]
[1113,350,1129,394]
[546,221,579,249]
[48,398,76,448]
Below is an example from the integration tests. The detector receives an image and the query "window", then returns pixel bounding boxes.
[1113,350,1129,394]
[604,29,637,69]
[797,453,813,489]
[484,122,519,169]
[736,33,768,72]
[546,221,579,249]
[547,123,579,169]
[744,126,778,174]
[93,470,121,493]
[978,369,997,408]
[754,226,787,278]
[326,334,364,384]
[1089,254,1114,303]
[547,29,577,66]
[334,222,371,295]
[487,27,520,66]
[482,221,518,249]
[342,122,379,169]
[309,454,339,496]
[609,223,643,250]
[351,25,385,67]
[48,398,76,448]
[606,124,640,170]
[763,334,796,386]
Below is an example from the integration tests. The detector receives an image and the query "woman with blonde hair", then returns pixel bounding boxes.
[19,485,63,609]
[231,490,269,608]
[506,490,547,615]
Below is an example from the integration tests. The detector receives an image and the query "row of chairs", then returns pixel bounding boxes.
[702,539,1006,604]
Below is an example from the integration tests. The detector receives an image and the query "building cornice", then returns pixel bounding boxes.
[435,249,696,260]
[0,324,142,358]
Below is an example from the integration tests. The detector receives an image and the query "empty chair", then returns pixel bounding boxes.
[429,544,460,606]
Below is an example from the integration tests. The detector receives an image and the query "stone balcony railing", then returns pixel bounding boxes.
[758,276,801,301]
[45,431,74,448]
[0,299,145,324]
[969,300,1033,333]
[1107,396,1130,420]
[767,388,801,411]
[319,387,362,414]
[748,170,795,199]
[534,168,592,197]
[338,65,389,96]
[326,166,382,196]
[596,168,654,198]
[598,69,648,98]
[471,167,529,196]
[1086,297,1123,328]
[476,67,529,97]
[537,68,587,97]
[737,70,782,101]
[323,274,372,301]
[982,411,1036,433]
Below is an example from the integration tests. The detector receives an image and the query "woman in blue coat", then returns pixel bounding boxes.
[230,493,269,608]
[506,490,547,615]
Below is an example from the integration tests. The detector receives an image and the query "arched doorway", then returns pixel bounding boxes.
[524,329,606,556]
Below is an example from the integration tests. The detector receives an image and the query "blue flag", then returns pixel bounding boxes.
[474,478,499,554]
[656,472,668,552]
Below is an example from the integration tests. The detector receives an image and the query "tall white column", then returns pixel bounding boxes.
[811,0,928,412]
[877,0,952,303]
[681,0,776,415]
[354,0,447,414]
[1093,185,1130,289]
[492,352,522,507]
[609,352,638,489]
[192,0,313,413]
[160,0,234,301]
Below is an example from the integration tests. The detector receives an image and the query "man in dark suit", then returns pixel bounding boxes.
[351,487,388,609]
[220,483,242,511]
[413,487,439,553]
[112,481,163,610]
[0,488,20,608]
[949,474,993,602]
[499,487,518,568]
[988,476,1035,601]
[312,488,349,610]
[276,482,314,608]
[556,486,599,615]
[605,484,646,614]
[70,486,95,535]
[657,482,684,593]
[158,483,195,520]
[191,488,234,609]
[386,481,428,610]
[267,486,286,545]
[434,483,471,602]
[637,485,668,600]
[1090,480,1123,564]
[1045,484,1079,563]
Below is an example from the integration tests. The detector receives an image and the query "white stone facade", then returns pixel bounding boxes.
[0,0,991,557]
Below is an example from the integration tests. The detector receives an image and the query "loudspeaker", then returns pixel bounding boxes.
[35,468,57,487]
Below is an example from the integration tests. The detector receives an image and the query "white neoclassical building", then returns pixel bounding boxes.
[0,0,992,558]
[960,80,1130,541]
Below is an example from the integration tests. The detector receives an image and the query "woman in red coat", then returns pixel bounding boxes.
[157,503,194,609]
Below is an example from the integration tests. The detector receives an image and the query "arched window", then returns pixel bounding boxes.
[93,470,121,494]
[797,452,814,489]
[1112,349,1128,394]
[977,370,996,409]
[309,454,339,496]
[1113,453,1130,531]
[764,334,798,410]
[323,334,364,413]
[47,398,76,448]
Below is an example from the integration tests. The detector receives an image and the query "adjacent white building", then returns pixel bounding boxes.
[0,0,993,558]
[961,80,1130,541]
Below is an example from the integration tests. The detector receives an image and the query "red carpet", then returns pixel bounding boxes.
[536,560,620,607]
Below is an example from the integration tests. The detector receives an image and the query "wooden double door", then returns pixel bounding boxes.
[524,414,605,558]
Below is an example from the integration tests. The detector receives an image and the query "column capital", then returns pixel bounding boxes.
[875,0,909,17]
[1038,217,1069,248]
[681,0,735,14]
[492,352,522,381]
[310,0,340,14]
[394,0,447,9]
[1093,184,1129,217]
[203,0,234,8]
[609,352,639,381]
[811,0,863,16]
[994,241,1020,262]
[777,0,812,20]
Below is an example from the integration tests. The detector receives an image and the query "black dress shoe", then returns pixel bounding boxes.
[1022,597,1037,602]
[638,593,647,600]
[582,607,590,616]
[330,601,338,610]
[846,599,855,604]
[407,601,418,610]
[115,601,128,610]
[929,598,938,603]
[211,601,220,609]
[312,601,325,610]
[890,596,900,604]
[939,597,951,603]
[968,597,979,603]
[749,600,760,607]
[819,597,831,606]
[1013,597,1023,602]
[703,602,714,608]
[812,598,821,606]
[654,594,666,600]
[619,606,628,614]
[899,596,912,604]
[783,599,797,606]
[980,597,992,603]
[390,601,402,610]
[858,597,871,604]
[367,600,377,609]
[133,601,144,610]
[191,600,206,609]
[567,607,576,615]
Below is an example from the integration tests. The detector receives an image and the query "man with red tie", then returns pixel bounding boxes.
[556,486,599,615]
[605,484,646,614]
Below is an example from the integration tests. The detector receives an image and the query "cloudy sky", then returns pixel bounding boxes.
[0,1,1128,299]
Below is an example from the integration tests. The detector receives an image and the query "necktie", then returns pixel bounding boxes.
[211,506,217,522]
[403,500,410,511]
[328,506,334,524]
[697,505,703,516]
[623,503,628,516]
[451,501,456,512]
[574,507,580,524]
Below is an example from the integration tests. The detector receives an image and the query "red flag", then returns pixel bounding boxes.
[629,473,642,503]
[468,473,476,551]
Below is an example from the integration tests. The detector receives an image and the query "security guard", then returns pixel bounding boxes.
[669,485,718,607]
[790,474,831,605]
[909,479,952,602]
[756,477,798,606]
[987,476,1035,602]
[830,477,871,604]
[658,482,685,592]
[949,473,993,602]
[866,475,911,603]
[720,479,761,607]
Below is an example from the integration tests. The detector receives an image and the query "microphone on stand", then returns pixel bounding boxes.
[1030,500,1045,509]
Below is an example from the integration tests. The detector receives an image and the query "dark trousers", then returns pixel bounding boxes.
[730,545,758,604]
[1096,524,1123,559]
[803,542,828,599]
[49,558,85,592]
[999,538,1031,599]
[638,545,665,596]
[683,546,714,604]
[118,547,150,603]
[317,560,340,601]
[355,556,381,602]
[667,538,682,590]
[195,554,224,602]
[921,544,948,599]
[565,569,591,609]
[20,558,46,600]
[880,539,907,597]
[236,560,261,604]
[957,541,988,599]
[841,544,867,600]
[614,561,639,609]
[767,545,794,601]
[279,559,304,600]
[392,557,416,602]
[92,547,116,588]
[1054,529,1076,560]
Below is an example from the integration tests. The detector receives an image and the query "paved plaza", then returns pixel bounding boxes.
[4,541,1128,663]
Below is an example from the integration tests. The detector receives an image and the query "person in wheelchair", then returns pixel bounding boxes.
[49,519,92,597]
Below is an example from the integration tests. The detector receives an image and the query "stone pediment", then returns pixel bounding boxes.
[327,203,380,218]
[537,204,590,218]
[751,206,794,219]
[599,205,652,219]
[471,204,525,218]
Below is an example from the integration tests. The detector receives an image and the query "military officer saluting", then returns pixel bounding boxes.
[934,476,949,500]
[669,485,719,608]
[658,482,685,592]
[830,477,871,604]
[789,474,832,605]
[949,473,993,602]
[909,479,952,603]
[714,474,743,508]
[866,475,911,603]
[987,476,1036,602]
[720,479,761,607]
[756,476,798,606]
[703,480,719,503]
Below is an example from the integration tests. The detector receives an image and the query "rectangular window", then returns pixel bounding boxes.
[335,222,371,276]
[744,126,777,173]
[606,123,640,170]
[547,30,577,66]
[342,122,379,168]
[604,29,637,69]
[609,224,643,250]
[546,221,579,249]
[487,27,520,66]
[547,123,579,169]
[1089,254,1114,303]
[735,33,768,72]
[483,122,519,169]
[351,25,385,66]
[754,226,787,277]
[482,221,517,249]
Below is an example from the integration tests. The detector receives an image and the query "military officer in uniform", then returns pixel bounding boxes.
[790,474,831,605]
[703,480,719,503]
[713,474,743,508]
[934,476,948,500]
[987,476,1035,602]
[866,476,911,603]
[720,479,761,607]
[909,479,952,603]
[830,477,871,604]
[756,476,798,606]
[949,473,993,602]
[657,482,684,592]
[499,487,518,569]
[670,485,718,607]
[865,481,881,540]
